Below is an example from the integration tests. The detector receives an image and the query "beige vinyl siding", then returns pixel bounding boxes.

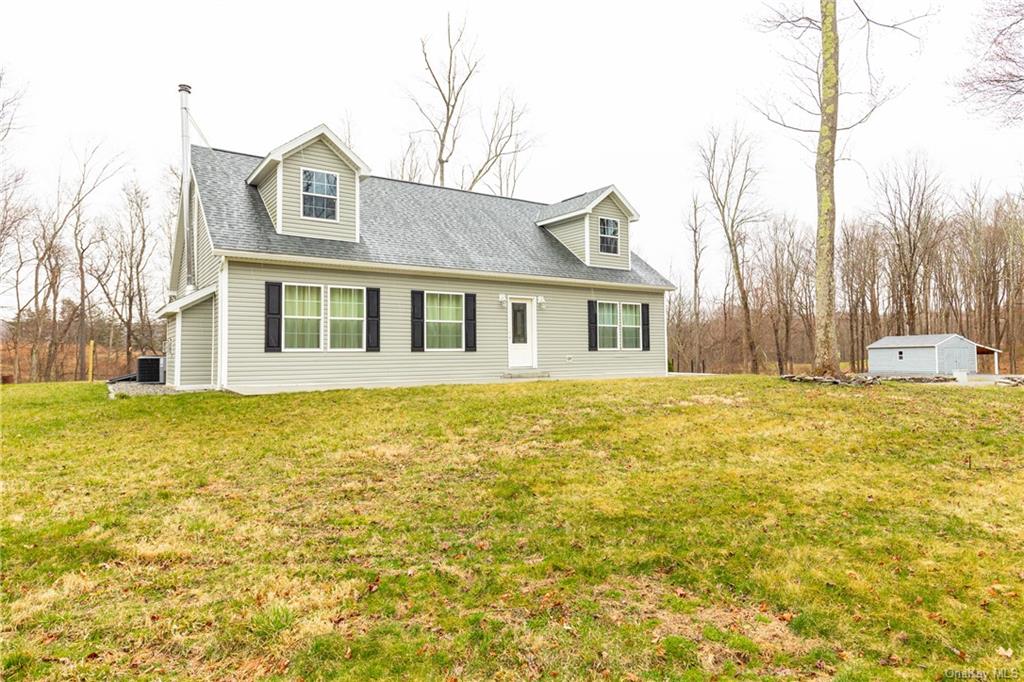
[172,179,218,292]
[165,313,177,382]
[589,196,630,269]
[226,261,666,391]
[279,139,358,241]
[257,171,278,229]
[545,215,587,263]
[211,295,219,383]
[179,297,215,387]
[194,194,218,288]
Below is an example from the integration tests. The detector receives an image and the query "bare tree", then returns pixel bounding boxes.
[757,216,803,373]
[91,180,158,371]
[959,0,1024,124]
[405,15,529,195]
[0,69,28,265]
[71,202,104,379]
[759,0,928,376]
[460,96,529,191]
[21,147,120,380]
[698,127,763,373]
[838,219,884,371]
[389,135,427,183]
[873,155,945,335]
[686,194,706,372]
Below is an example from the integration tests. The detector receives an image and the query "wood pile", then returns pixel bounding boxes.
[996,376,1024,387]
[880,375,955,384]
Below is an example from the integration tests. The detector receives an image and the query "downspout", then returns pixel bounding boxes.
[179,83,195,293]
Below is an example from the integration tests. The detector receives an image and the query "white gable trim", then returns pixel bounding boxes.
[155,283,217,318]
[535,185,640,227]
[168,206,184,295]
[275,164,283,233]
[584,214,591,265]
[245,124,371,185]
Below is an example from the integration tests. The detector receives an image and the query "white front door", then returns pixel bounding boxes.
[507,297,536,368]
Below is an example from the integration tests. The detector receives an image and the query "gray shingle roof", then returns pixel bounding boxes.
[191,146,672,289]
[867,334,959,349]
[533,186,613,223]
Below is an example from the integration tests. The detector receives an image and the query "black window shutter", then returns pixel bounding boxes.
[411,290,424,352]
[464,293,476,351]
[366,288,380,352]
[641,303,651,351]
[587,300,598,351]
[265,282,282,352]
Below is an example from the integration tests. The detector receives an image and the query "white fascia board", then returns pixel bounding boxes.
[245,124,371,185]
[155,283,217,317]
[535,185,640,227]
[213,249,675,292]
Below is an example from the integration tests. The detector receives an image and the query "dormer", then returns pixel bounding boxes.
[246,124,370,242]
[535,185,639,270]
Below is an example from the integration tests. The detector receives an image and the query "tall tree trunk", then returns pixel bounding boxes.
[730,254,758,374]
[77,260,87,380]
[692,267,701,371]
[811,0,842,377]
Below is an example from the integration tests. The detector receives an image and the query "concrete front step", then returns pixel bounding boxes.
[500,370,551,380]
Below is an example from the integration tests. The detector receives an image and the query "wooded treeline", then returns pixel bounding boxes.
[667,154,1023,375]
[0,151,172,382]
[1,68,174,382]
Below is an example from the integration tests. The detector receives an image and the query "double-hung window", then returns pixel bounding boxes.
[599,218,619,254]
[283,284,322,350]
[301,169,338,221]
[597,301,619,350]
[426,292,463,350]
[621,303,641,350]
[329,287,364,350]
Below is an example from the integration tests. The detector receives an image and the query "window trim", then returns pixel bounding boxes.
[620,302,642,351]
[596,300,620,351]
[599,217,620,255]
[327,285,367,352]
[299,166,341,224]
[281,282,324,352]
[424,290,465,352]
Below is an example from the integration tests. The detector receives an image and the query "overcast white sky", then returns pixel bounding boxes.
[4,0,1021,296]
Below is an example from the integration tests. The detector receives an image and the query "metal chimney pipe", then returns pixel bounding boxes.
[179,84,195,291]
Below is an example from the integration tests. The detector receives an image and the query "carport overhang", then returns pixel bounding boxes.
[973,342,1002,375]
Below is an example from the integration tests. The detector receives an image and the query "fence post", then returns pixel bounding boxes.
[87,339,95,382]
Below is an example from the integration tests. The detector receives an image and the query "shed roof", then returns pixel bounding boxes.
[867,334,959,349]
[867,334,1001,353]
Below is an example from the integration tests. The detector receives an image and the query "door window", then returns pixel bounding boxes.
[512,302,527,344]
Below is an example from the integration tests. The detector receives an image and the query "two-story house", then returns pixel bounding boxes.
[158,89,673,393]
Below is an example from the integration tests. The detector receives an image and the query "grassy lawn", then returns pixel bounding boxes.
[2,376,1022,680]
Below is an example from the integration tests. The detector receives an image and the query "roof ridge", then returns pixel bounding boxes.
[194,145,264,159]
[197,147,591,210]
[364,175,547,206]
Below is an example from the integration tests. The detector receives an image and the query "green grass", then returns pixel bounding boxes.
[2,376,1022,680]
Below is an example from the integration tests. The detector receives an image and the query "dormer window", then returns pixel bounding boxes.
[599,218,619,254]
[301,168,338,221]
